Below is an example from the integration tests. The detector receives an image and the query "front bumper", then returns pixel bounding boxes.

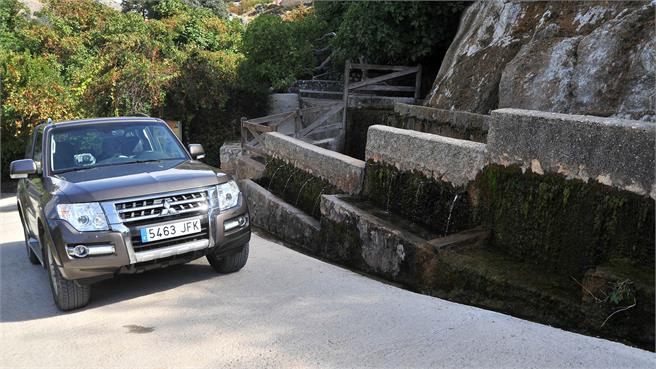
[48,194,250,281]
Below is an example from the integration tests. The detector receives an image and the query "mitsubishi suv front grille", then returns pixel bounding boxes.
[115,190,209,224]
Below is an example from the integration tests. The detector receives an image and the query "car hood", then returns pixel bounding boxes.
[52,160,228,203]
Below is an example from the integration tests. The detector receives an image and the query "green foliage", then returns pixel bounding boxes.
[0,0,29,51]
[326,1,466,65]
[122,0,227,19]
[240,13,326,91]
[1,0,259,178]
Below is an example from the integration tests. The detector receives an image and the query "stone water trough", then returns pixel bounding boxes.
[239,108,655,350]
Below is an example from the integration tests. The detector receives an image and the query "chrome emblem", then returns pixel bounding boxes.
[161,199,177,215]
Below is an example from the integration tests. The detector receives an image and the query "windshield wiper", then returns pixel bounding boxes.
[54,158,182,175]
[55,166,97,175]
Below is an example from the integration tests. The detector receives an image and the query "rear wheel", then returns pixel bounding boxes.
[207,243,249,273]
[45,238,90,311]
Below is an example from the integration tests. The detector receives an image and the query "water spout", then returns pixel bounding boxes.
[268,164,285,190]
[414,182,426,207]
[295,177,315,206]
[386,173,398,213]
[443,194,459,236]
[282,169,298,196]
[311,187,327,216]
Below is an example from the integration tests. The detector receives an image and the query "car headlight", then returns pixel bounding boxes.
[56,203,109,232]
[216,180,240,211]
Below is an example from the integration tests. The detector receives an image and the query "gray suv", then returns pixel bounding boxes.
[10,117,250,311]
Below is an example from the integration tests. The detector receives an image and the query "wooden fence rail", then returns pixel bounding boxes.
[242,61,421,156]
[241,103,344,156]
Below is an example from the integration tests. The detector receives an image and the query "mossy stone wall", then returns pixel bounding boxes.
[474,164,655,277]
[256,157,340,219]
[364,160,475,236]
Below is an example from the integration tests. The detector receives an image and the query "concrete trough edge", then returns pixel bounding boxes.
[263,132,366,195]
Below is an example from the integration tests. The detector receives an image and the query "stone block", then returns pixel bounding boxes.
[394,102,489,132]
[319,195,428,283]
[240,179,319,249]
[235,156,265,180]
[263,132,366,195]
[489,108,656,198]
[219,142,242,173]
[365,125,487,187]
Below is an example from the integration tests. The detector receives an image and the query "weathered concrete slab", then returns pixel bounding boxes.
[240,179,319,249]
[263,132,365,195]
[320,195,428,282]
[235,156,265,180]
[395,102,489,132]
[349,95,415,109]
[365,125,487,187]
[489,108,656,198]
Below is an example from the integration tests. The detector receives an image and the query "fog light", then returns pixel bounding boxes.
[224,215,249,231]
[66,244,115,258]
[71,245,89,258]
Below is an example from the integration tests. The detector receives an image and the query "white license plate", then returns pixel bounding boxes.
[140,218,201,243]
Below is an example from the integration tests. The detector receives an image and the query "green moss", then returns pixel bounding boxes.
[363,160,475,235]
[474,165,655,277]
[256,157,341,219]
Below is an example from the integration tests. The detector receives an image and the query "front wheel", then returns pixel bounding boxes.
[45,239,90,311]
[207,243,249,273]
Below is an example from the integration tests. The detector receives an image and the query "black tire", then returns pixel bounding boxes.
[17,202,39,265]
[26,242,40,265]
[207,243,249,273]
[45,238,90,311]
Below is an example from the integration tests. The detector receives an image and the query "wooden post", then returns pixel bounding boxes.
[414,64,423,102]
[240,117,247,155]
[341,59,351,133]
[295,108,303,138]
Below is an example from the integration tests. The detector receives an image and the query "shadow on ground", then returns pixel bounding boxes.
[0,238,221,322]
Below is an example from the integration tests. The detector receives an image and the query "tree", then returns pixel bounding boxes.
[328,2,466,66]
[122,0,227,19]
[239,13,325,91]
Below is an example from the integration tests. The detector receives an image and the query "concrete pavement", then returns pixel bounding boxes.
[0,195,654,368]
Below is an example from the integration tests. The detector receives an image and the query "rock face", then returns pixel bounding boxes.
[427,0,655,121]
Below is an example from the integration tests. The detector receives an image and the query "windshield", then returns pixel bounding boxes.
[49,121,188,173]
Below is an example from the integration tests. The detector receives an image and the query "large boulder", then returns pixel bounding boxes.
[426,0,655,121]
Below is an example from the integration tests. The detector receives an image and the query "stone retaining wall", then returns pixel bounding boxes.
[345,103,488,159]
[489,109,656,199]
[263,132,366,195]
[395,103,489,137]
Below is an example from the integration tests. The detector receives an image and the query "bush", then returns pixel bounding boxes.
[122,0,228,19]
[240,12,326,91]
[329,2,466,66]
[1,0,261,182]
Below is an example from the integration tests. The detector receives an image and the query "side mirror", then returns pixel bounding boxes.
[188,144,205,160]
[10,159,37,179]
